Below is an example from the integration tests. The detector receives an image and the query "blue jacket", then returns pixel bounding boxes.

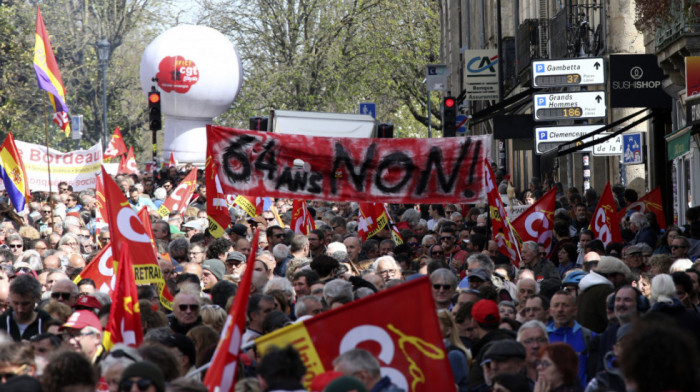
[547,320,594,389]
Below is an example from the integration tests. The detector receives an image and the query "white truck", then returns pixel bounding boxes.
[269,109,378,138]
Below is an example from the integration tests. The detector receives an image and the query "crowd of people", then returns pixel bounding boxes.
[0,165,697,392]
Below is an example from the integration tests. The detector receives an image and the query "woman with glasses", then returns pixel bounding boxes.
[534,342,582,392]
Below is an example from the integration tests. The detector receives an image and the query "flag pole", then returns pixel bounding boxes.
[43,96,55,228]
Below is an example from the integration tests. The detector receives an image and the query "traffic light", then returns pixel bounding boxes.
[442,96,457,137]
[249,116,268,131]
[377,123,394,138]
[148,90,162,131]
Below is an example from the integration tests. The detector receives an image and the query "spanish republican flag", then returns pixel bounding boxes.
[33,7,71,137]
[0,133,30,212]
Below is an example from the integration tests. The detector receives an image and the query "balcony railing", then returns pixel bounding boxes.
[654,3,700,51]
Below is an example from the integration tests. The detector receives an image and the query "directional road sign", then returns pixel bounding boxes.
[623,133,643,164]
[359,102,376,119]
[533,91,606,121]
[592,134,623,156]
[535,125,604,154]
[532,58,606,88]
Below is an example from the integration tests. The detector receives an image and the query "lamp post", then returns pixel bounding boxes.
[96,39,110,147]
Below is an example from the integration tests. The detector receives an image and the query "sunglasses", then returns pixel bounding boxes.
[8,244,22,249]
[432,251,444,255]
[178,304,199,312]
[265,217,275,222]
[440,236,454,241]
[41,210,51,214]
[51,292,72,300]
[408,242,420,247]
[274,233,285,238]
[120,379,154,392]
[433,284,451,291]
[671,245,687,249]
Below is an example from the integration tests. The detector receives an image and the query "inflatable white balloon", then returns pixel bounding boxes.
[140,25,242,163]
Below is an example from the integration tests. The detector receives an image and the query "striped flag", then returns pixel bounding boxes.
[0,133,30,212]
[33,7,71,137]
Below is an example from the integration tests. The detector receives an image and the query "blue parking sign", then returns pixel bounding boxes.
[536,64,544,73]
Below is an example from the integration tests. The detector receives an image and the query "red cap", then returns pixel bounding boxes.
[471,299,500,325]
[310,371,344,392]
[73,295,102,310]
[61,310,102,331]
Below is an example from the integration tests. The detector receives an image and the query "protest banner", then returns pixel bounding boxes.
[207,126,490,204]
[158,168,198,217]
[255,277,455,391]
[591,182,622,246]
[3,140,103,192]
[512,188,556,259]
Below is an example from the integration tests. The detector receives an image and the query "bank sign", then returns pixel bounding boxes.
[465,50,499,100]
[609,54,670,108]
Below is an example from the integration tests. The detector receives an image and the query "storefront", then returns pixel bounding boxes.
[666,126,700,225]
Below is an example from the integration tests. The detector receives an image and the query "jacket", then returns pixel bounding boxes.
[576,271,614,333]
[370,376,405,392]
[0,308,53,342]
[547,320,595,389]
[532,258,562,298]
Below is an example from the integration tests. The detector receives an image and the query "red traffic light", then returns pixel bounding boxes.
[148,92,160,104]
[444,97,455,108]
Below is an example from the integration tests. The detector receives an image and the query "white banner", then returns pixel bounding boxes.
[8,141,103,192]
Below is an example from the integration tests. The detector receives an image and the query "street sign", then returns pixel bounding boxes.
[592,134,623,156]
[465,50,499,100]
[532,58,605,88]
[623,133,643,164]
[71,115,83,140]
[456,114,467,134]
[359,102,376,119]
[533,91,606,121]
[534,125,604,154]
[426,64,448,91]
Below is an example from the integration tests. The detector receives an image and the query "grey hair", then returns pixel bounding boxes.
[354,287,375,300]
[323,279,353,305]
[63,215,81,230]
[264,277,294,299]
[272,244,290,263]
[332,349,381,378]
[516,277,540,294]
[430,268,458,288]
[400,209,421,228]
[100,343,142,372]
[467,253,495,273]
[294,295,323,318]
[20,250,43,271]
[327,242,347,254]
[330,251,350,263]
[53,278,79,296]
[422,234,436,246]
[630,212,649,229]
[450,212,463,221]
[650,274,675,304]
[371,256,400,271]
[521,241,539,253]
[346,221,358,233]
[517,320,549,342]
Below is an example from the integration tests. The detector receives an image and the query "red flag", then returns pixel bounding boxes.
[590,182,622,246]
[100,166,174,310]
[291,200,315,235]
[118,146,138,175]
[73,243,115,294]
[104,127,128,159]
[95,174,109,226]
[203,229,260,392]
[234,195,264,217]
[206,157,231,238]
[512,188,556,259]
[255,277,455,391]
[158,168,198,218]
[617,186,666,230]
[168,152,176,168]
[484,160,521,266]
[102,243,143,350]
[138,206,158,254]
[357,203,389,242]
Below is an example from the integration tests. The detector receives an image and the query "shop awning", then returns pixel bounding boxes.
[665,126,691,160]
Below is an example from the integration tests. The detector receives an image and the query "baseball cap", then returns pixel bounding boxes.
[182,219,206,231]
[202,259,225,281]
[226,251,247,264]
[471,299,500,325]
[73,295,102,311]
[227,224,248,237]
[62,310,102,331]
[468,268,490,282]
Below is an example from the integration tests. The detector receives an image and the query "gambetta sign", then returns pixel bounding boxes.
[207,126,491,204]
[609,54,671,108]
[156,56,199,94]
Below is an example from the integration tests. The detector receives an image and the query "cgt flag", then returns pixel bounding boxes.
[234,195,264,218]
[203,229,260,392]
[206,157,231,238]
[118,146,139,175]
[158,168,198,218]
[512,188,556,260]
[617,186,666,230]
[0,133,30,212]
[590,182,622,246]
[102,244,143,350]
[73,243,116,294]
[255,277,455,391]
[33,7,71,137]
[483,160,521,266]
[291,200,315,235]
[104,127,128,159]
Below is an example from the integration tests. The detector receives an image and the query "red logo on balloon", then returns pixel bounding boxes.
[156,55,199,94]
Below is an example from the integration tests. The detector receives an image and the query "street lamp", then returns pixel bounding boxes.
[96,39,110,147]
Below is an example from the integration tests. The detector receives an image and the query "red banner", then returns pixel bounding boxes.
[102,244,143,350]
[104,127,127,159]
[255,277,454,391]
[118,146,138,175]
[291,200,315,235]
[512,188,556,259]
[358,203,389,241]
[73,243,115,294]
[484,160,521,266]
[158,168,198,217]
[590,182,622,246]
[204,229,260,392]
[206,126,490,204]
[206,158,231,238]
[616,186,666,229]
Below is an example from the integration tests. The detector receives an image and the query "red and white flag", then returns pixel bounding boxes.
[483,160,521,266]
[168,151,177,168]
[203,229,260,392]
[291,200,315,235]
[206,158,231,238]
[158,168,198,217]
[512,188,556,259]
[118,146,139,175]
[94,173,109,226]
[234,195,264,218]
[73,243,115,295]
[617,186,666,230]
[104,127,128,159]
[357,203,389,242]
[590,182,622,246]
